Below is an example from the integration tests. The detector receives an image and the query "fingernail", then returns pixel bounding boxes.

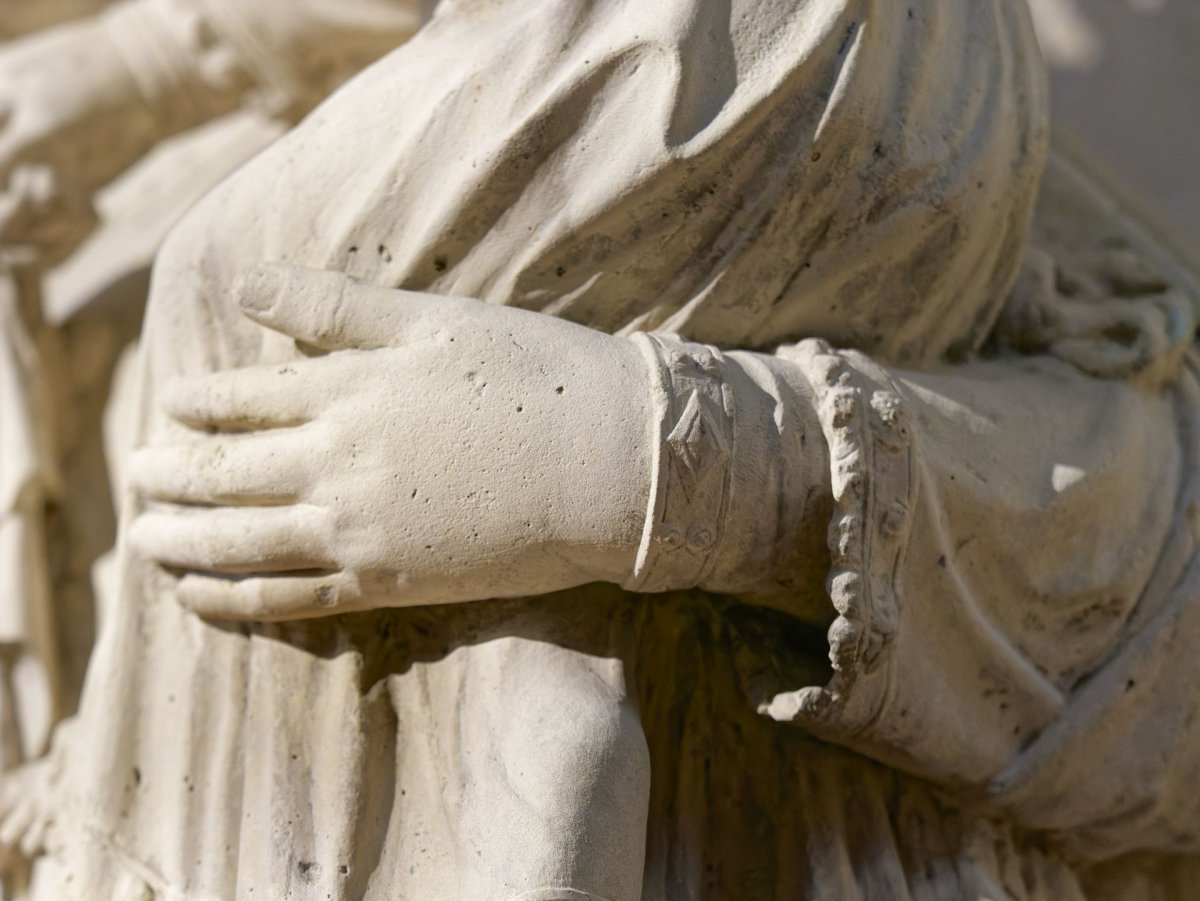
[235,264,282,316]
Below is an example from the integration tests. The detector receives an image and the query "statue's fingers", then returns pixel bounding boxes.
[130,505,332,574]
[162,368,316,430]
[235,262,461,351]
[19,812,46,859]
[130,433,313,506]
[176,571,364,622]
[0,798,33,849]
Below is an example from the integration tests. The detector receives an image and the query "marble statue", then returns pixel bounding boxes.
[3,0,1200,898]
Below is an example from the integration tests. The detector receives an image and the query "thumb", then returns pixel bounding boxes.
[235,263,422,351]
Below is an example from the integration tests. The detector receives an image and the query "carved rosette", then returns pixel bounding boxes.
[765,339,915,733]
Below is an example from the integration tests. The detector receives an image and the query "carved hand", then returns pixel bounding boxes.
[130,264,652,621]
[0,20,159,257]
[0,749,63,868]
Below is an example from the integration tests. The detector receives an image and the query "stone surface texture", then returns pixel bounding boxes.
[0,1,1199,900]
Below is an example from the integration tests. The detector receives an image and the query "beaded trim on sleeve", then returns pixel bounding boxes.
[762,339,915,732]
[624,333,735,594]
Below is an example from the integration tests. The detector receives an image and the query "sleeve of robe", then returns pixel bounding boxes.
[744,339,1200,861]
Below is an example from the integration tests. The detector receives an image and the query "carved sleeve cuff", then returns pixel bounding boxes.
[622,333,822,597]
[624,334,737,594]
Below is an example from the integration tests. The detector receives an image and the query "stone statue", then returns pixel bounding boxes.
[6,0,1200,898]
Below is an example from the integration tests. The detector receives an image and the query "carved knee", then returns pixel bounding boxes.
[457,641,650,901]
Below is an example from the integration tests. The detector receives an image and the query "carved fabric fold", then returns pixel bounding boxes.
[257,0,1047,366]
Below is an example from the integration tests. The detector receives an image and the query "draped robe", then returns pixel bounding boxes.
[36,1,1200,898]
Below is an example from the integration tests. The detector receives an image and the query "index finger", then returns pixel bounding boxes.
[235,263,477,351]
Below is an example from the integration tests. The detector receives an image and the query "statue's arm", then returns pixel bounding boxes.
[130,266,1182,642]
[670,334,1194,855]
